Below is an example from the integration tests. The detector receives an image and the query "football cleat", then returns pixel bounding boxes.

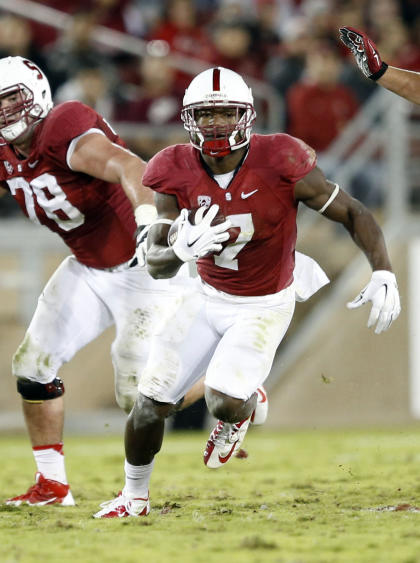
[205,386,268,467]
[93,490,150,518]
[5,472,75,506]
[250,386,268,425]
[204,416,251,469]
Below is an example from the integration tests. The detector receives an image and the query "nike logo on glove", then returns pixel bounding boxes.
[187,235,203,248]
[241,189,258,199]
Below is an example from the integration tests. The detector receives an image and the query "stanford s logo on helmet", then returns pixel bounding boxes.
[181,67,256,157]
[0,56,53,142]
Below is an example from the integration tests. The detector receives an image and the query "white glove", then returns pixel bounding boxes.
[172,204,231,262]
[347,270,401,334]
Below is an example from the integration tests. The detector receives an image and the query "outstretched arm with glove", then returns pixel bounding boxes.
[296,167,401,334]
[339,26,420,105]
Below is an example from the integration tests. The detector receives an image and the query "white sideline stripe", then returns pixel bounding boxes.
[409,239,420,418]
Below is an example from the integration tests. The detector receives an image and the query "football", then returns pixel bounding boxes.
[167,206,239,251]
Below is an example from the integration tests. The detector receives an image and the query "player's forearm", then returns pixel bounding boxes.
[116,158,154,209]
[378,66,420,105]
[146,245,183,279]
[346,207,392,272]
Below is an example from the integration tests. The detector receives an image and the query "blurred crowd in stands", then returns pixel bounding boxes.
[0,0,419,214]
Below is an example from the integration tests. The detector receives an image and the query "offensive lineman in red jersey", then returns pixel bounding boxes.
[0,55,212,507]
[95,67,401,517]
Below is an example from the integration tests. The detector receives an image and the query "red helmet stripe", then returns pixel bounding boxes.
[212,68,221,91]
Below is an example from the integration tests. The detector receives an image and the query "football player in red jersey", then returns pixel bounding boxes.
[95,67,401,518]
[339,26,420,105]
[0,55,210,508]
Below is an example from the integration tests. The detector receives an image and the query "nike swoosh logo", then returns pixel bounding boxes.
[218,442,238,464]
[241,189,258,199]
[187,235,202,248]
[35,497,58,506]
[28,160,39,168]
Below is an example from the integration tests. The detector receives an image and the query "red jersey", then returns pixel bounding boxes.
[0,101,136,269]
[143,134,316,296]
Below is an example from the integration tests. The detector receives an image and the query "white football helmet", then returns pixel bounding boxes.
[181,67,256,157]
[0,56,53,142]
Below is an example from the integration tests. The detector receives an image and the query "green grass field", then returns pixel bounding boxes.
[1,427,420,563]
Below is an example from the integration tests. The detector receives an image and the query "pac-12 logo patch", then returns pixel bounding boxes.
[197,195,211,207]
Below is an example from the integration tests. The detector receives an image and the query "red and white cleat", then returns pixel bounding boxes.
[5,472,75,506]
[204,416,251,469]
[204,386,269,467]
[93,490,150,518]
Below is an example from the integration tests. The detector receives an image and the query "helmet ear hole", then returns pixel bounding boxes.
[181,67,256,156]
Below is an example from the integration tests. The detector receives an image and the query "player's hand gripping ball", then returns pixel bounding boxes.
[168,205,240,255]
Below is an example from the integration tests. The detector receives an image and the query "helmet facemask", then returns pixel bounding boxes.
[0,85,41,142]
[182,101,255,157]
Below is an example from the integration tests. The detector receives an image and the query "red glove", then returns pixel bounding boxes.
[339,26,388,80]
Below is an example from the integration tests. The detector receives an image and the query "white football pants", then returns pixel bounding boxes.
[139,280,296,404]
[12,255,192,411]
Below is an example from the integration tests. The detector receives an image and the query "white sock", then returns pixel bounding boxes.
[32,443,68,484]
[123,459,154,498]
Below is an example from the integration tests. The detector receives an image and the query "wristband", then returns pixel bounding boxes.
[370,62,388,81]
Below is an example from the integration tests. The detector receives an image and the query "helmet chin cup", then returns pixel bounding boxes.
[202,138,232,157]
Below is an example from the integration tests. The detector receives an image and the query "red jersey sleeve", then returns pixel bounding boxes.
[143,145,192,210]
[271,134,317,184]
[38,101,120,169]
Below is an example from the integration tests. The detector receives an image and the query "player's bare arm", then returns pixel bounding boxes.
[295,167,392,271]
[295,168,392,271]
[378,67,420,105]
[295,167,399,333]
[69,132,153,209]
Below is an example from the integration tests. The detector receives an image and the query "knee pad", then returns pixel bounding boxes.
[17,377,65,403]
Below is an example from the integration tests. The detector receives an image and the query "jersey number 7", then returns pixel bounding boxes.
[214,213,254,270]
